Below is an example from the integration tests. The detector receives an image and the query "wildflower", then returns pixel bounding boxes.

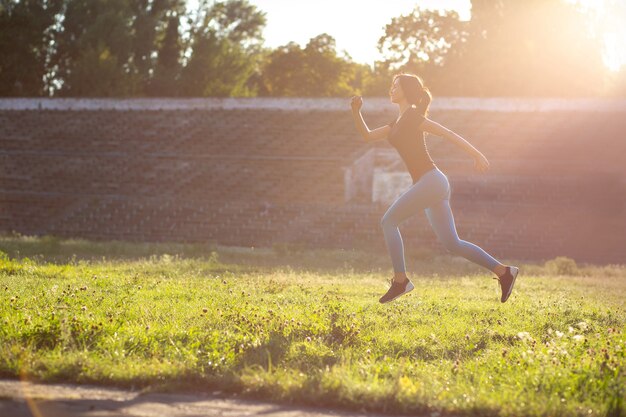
[572,335,584,342]
[555,330,564,338]
[81,306,87,311]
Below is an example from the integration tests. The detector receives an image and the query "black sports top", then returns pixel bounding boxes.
[387,106,437,184]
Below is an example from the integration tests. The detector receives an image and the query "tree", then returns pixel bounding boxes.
[128,0,181,89]
[180,29,253,96]
[461,0,607,96]
[259,42,305,96]
[50,0,140,96]
[147,13,183,96]
[179,0,266,96]
[260,34,353,97]
[373,6,469,96]
[0,0,63,96]
[376,7,468,80]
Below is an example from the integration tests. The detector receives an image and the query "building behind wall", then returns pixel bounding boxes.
[0,97,625,265]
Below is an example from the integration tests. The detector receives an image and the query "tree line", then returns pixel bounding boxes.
[1,0,624,97]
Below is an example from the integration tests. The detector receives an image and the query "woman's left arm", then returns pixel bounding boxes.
[420,118,489,173]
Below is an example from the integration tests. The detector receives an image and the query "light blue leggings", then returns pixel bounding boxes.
[381,168,501,273]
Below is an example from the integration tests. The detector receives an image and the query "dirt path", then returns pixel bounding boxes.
[0,379,397,417]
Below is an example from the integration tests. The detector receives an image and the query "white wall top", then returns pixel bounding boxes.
[0,97,625,112]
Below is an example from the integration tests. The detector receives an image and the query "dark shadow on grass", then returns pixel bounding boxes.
[233,331,291,372]
[0,233,500,277]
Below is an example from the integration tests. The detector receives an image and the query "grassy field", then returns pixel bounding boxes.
[0,233,624,417]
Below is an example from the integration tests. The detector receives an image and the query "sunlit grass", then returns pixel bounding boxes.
[0,233,624,416]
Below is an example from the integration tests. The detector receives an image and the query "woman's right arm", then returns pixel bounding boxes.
[351,96,390,143]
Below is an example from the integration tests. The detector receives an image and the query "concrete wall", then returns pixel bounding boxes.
[1,97,625,265]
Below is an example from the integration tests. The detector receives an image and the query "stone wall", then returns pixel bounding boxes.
[0,97,625,265]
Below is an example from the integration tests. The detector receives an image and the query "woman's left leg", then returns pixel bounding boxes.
[381,170,450,276]
[425,198,503,273]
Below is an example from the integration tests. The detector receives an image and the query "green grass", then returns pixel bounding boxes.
[0,232,624,417]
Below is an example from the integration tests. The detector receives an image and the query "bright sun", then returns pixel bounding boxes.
[190,0,625,72]
[566,0,626,71]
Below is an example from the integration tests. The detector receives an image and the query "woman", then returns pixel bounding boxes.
[350,73,519,304]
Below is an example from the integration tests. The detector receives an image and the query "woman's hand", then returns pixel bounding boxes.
[350,95,363,113]
[473,153,490,173]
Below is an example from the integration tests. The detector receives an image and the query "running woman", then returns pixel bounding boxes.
[350,73,519,304]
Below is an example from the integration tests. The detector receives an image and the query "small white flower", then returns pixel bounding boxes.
[572,335,584,342]
[555,330,564,338]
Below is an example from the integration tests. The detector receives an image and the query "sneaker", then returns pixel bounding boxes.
[493,266,519,303]
[379,278,414,303]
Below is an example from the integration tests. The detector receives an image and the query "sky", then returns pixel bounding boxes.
[190,0,625,71]
[246,0,472,66]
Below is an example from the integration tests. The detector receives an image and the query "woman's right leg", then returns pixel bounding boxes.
[424,198,502,272]
[423,172,519,303]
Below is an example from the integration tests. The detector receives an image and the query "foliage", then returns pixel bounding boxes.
[545,256,580,276]
[259,34,354,97]
[376,7,468,72]
[456,0,609,96]
[0,0,624,97]
[0,0,63,96]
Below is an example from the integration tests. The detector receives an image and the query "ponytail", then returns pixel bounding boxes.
[416,86,432,117]
[394,73,432,117]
